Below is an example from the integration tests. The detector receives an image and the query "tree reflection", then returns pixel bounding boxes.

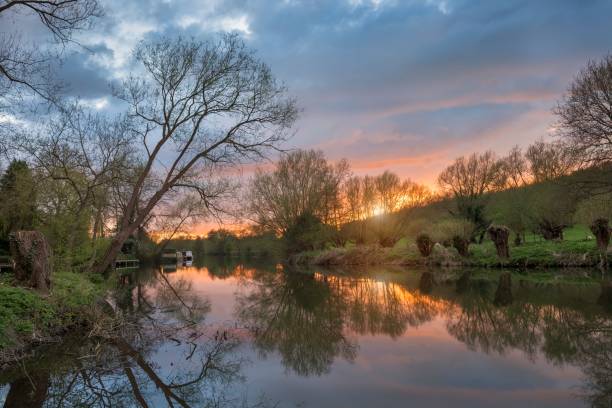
[235,268,447,375]
[236,271,357,376]
[0,268,263,408]
[236,264,612,404]
[3,263,612,406]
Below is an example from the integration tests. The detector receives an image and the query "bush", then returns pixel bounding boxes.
[416,234,434,257]
[427,218,475,244]
[452,235,470,257]
[284,212,335,254]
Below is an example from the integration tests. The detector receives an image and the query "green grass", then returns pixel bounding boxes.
[299,224,605,269]
[467,225,600,268]
[0,271,109,349]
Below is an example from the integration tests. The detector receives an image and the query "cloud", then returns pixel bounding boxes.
[8,0,612,188]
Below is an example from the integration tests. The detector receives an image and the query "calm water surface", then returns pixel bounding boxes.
[1,258,610,407]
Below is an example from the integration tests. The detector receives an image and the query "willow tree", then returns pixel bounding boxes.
[438,151,506,241]
[93,35,297,273]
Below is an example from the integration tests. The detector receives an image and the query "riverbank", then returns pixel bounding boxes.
[289,237,608,269]
[0,271,110,366]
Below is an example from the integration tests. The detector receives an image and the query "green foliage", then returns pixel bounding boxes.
[487,188,532,238]
[0,284,55,347]
[0,160,38,240]
[284,212,336,254]
[454,199,489,240]
[0,271,108,348]
[52,271,107,310]
[206,229,238,255]
[426,217,475,244]
[574,193,612,225]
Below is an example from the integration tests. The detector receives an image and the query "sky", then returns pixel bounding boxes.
[5,0,612,185]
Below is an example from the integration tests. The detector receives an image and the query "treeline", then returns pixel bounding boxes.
[244,54,612,258]
[162,230,282,259]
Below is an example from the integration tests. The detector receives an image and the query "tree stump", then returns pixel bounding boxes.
[4,372,50,408]
[8,231,52,293]
[416,234,434,257]
[456,271,472,293]
[488,225,510,259]
[494,272,513,306]
[591,218,610,251]
[452,235,470,257]
[419,271,434,294]
[591,218,610,271]
[538,220,565,240]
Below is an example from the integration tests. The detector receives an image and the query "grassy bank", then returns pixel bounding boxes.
[290,225,608,269]
[0,271,110,364]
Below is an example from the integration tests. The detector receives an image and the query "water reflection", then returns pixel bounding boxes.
[0,266,259,408]
[234,264,612,406]
[1,260,612,407]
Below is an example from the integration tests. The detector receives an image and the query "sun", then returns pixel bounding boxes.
[372,205,385,216]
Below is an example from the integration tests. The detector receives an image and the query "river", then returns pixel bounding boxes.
[1,257,610,407]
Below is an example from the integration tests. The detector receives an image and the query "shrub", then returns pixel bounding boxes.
[284,212,335,254]
[452,235,470,257]
[416,234,434,257]
[428,218,475,244]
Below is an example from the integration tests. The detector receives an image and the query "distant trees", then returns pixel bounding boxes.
[206,229,238,255]
[343,171,431,222]
[248,150,349,234]
[247,151,432,248]
[438,151,505,241]
[525,139,578,183]
[500,146,529,188]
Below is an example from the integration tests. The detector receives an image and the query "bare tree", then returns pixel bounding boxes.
[438,151,505,240]
[344,176,364,222]
[248,149,348,233]
[438,151,505,201]
[525,139,578,183]
[93,35,297,273]
[500,145,529,188]
[0,0,101,101]
[375,171,403,214]
[554,54,612,166]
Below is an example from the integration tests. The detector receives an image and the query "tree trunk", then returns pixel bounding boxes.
[456,271,471,293]
[93,227,135,274]
[494,272,513,306]
[419,271,434,294]
[452,235,469,257]
[4,372,50,408]
[591,218,610,272]
[8,231,52,293]
[416,234,433,257]
[488,225,510,259]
